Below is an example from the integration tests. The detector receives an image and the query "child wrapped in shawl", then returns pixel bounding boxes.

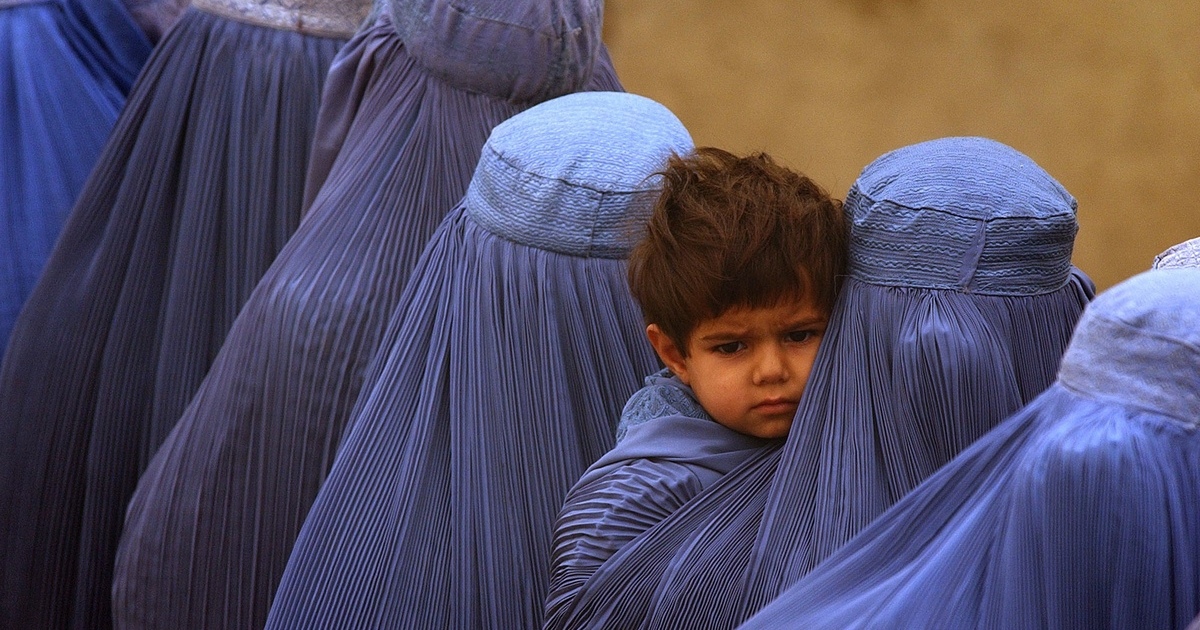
[545,148,848,626]
[545,137,1095,630]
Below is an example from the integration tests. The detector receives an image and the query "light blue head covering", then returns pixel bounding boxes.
[1152,236,1200,270]
[389,0,602,102]
[848,136,1078,294]
[1058,268,1200,423]
[466,91,692,257]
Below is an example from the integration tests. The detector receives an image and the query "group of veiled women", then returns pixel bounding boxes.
[2,0,1197,628]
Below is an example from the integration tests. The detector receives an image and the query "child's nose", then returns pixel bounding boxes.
[753,345,789,385]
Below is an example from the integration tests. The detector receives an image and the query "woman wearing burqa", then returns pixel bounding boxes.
[0,1,367,627]
[0,0,150,358]
[741,267,1200,629]
[113,1,622,627]
[265,90,691,630]
[546,137,1095,629]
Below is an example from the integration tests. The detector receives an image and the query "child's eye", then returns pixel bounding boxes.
[713,341,745,355]
[787,330,817,343]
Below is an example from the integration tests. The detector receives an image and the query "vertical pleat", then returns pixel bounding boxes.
[264,210,657,629]
[111,15,623,630]
[0,8,341,629]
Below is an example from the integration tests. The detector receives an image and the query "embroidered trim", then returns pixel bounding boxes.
[193,0,369,37]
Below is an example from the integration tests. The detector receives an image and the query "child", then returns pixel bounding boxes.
[544,146,848,627]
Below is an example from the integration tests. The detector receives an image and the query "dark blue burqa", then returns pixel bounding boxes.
[0,2,363,627]
[0,0,148,358]
[546,137,1095,629]
[742,268,1200,629]
[264,91,692,630]
[112,2,623,628]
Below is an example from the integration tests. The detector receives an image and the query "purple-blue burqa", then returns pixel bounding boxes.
[0,0,149,358]
[263,91,692,629]
[0,1,363,627]
[112,2,622,628]
[742,267,1200,629]
[546,137,1095,629]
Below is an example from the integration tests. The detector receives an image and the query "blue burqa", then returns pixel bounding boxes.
[0,1,366,627]
[546,137,1095,629]
[112,2,623,628]
[0,0,149,358]
[742,268,1200,629]
[263,91,692,629]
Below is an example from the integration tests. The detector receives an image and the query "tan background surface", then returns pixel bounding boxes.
[603,0,1200,290]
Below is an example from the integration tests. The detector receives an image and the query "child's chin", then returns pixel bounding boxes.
[754,421,794,440]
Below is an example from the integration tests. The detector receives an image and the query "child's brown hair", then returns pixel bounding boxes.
[628,147,848,353]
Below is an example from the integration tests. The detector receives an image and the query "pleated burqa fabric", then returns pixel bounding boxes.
[112,2,624,628]
[741,268,1200,629]
[1154,236,1200,269]
[264,91,692,630]
[0,2,363,627]
[546,137,1095,629]
[545,370,776,626]
[0,0,149,358]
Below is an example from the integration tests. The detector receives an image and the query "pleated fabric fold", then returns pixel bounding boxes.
[0,0,149,358]
[741,268,1200,629]
[0,6,349,628]
[263,90,692,630]
[112,4,623,627]
[546,137,1095,629]
[545,371,774,629]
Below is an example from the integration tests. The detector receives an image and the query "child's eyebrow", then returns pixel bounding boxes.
[786,314,829,328]
[696,328,748,342]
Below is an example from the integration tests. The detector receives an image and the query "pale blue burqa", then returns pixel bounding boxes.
[264,91,692,629]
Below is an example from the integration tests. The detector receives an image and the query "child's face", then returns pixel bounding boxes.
[647,296,827,439]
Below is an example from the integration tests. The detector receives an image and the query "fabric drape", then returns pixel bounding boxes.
[0,0,149,358]
[112,5,622,628]
[0,7,349,628]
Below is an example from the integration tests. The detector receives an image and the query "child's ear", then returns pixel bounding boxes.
[646,324,690,384]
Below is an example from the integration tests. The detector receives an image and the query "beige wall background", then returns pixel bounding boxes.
[603,0,1200,290]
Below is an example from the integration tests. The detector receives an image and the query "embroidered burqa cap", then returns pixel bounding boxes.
[742,268,1200,629]
[391,0,601,103]
[263,91,692,629]
[546,137,1094,629]
[1153,236,1200,269]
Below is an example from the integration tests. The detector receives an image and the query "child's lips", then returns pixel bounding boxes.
[754,399,798,415]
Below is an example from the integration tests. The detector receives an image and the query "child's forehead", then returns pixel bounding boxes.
[695,296,828,334]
